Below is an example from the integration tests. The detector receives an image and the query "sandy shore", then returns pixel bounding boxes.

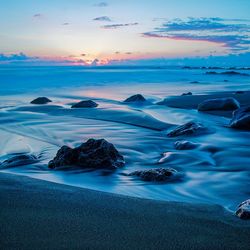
[1,173,249,250]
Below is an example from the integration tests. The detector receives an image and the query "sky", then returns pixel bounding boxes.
[0,0,250,66]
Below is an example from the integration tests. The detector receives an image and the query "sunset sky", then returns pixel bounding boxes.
[0,0,250,65]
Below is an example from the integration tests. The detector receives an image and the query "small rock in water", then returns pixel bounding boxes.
[229,106,250,130]
[235,91,244,94]
[0,154,38,168]
[167,122,208,137]
[182,92,192,96]
[236,200,250,219]
[124,94,146,103]
[128,168,179,182]
[174,140,198,150]
[30,97,52,104]
[71,100,98,108]
[198,97,240,111]
[48,138,125,170]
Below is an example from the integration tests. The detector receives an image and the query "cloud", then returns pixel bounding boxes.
[33,13,43,19]
[94,2,108,7]
[0,52,37,62]
[62,22,70,25]
[143,17,250,51]
[93,16,112,22]
[102,22,138,29]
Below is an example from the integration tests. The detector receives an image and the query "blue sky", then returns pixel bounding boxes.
[0,0,250,65]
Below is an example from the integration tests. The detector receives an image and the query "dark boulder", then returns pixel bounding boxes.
[128,168,179,182]
[48,138,125,170]
[198,98,240,111]
[182,92,192,96]
[30,97,52,104]
[167,122,208,137]
[236,199,250,219]
[124,94,146,103]
[71,100,98,108]
[174,140,198,150]
[229,106,250,130]
[0,154,38,168]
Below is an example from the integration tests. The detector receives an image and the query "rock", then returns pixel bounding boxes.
[0,154,38,168]
[30,97,52,104]
[229,106,250,130]
[48,138,125,170]
[190,81,199,84]
[198,98,240,111]
[167,122,208,137]
[235,91,244,94]
[124,94,146,103]
[236,200,250,219]
[182,92,192,96]
[128,168,179,182]
[71,100,98,108]
[174,140,198,150]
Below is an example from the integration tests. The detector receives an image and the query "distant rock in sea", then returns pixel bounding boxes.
[48,138,125,170]
[198,98,240,111]
[229,106,250,130]
[205,71,249,76]
[30,97,52,104]
[190,81,199,84]
[128,168,180,182]
[71,100,98,108]
[167,122,208,137]
[235,91,245,94]
[236,199,250,219]
[174,140,198,150]
[0,154,38,168]
[124,94,146,103]
[182,92,192,96]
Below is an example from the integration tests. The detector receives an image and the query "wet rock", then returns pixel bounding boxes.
[30,97,52,104]
[48,138,125,170]
[124,94,146,103]
[167,122,208,137]
[229,106,250,130]
[174,140,198,150]
[128,168,179,182]
[198,98,240,111]
[236,199,250,219]
[182,92,192,96]
[71,100,98,108]
[0,154,38,168]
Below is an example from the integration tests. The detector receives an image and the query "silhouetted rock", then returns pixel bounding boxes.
[236,200,250,219]
[71,100,98,108]
[205,71,249,76]
[48,138,125,170]
[128,168,179,182]
[30,97,52,104]
[190,81,199,84]
[229,106,250,130]
[182,92,192,96]
[198,98,240,111]
[167,122,208,137]
[174,140,198,150]
[124,94,146,103]
[235,91,244,94]
[0,154,38,168]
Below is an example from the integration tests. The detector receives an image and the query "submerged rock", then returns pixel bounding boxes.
[198,98,240,111]
[236,200,250,219]
[167,122,208,137]
[71,100,98,108]
[229,106,250,130]
[48,138,125,170]
[190,81,199,84]
[174,140,198,150]
[0,154,38,168]
[124,94,146,103]
[182,92,192,96]
[128,168,179,182]
[30,97,52,104]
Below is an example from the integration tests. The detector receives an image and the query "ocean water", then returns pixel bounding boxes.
[0,65,249,211]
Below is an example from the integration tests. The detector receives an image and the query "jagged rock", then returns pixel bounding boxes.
[229,106,250,130]
[174,140,198,150]
[167,122,208,137]
[128,168,179,182]
[30,97,52,104]
[71,100,98,108]
[236,199,250,219]
[198,98,240,111]
[48,138,125,170]
[0,154,38,168]
[124,94,146,103]
[182,92,192,96]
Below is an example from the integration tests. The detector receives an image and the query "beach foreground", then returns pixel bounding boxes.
[1,172,249,250]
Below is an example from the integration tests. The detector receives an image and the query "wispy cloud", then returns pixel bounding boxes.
[102,22,138,29]
[62,22,70,26]
[93,16,112,22]
[0,53,37,62]
[94,2,108,7]
[143,17,250,51]
[33,13,43,19]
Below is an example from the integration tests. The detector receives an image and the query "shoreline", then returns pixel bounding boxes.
[1,172,250,250]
